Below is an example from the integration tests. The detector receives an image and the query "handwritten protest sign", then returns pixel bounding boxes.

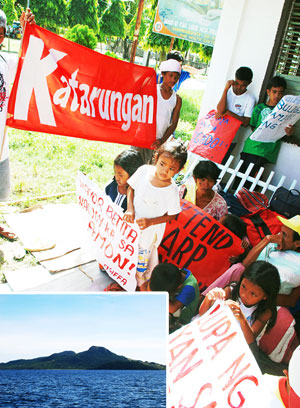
[250,95,300,142]
[76,172,139,291]
[158,200,243,292]
[7,24,157,148]
[168,302,263,408]
[188,110,241,163]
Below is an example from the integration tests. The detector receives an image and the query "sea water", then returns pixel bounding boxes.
[0,369,166,407]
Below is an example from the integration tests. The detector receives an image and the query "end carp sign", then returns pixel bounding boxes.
[7,24,157,147]
[158,200,243,292]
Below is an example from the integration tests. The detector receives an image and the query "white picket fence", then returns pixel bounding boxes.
[183,153,299,198]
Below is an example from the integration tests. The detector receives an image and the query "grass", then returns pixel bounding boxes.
[6,87,203,208]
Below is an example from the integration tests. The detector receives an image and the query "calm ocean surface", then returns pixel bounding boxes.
[0,369,166,408]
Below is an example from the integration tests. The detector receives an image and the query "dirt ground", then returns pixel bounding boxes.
[0,205,38,283]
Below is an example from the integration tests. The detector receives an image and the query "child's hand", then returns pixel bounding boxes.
[225,80,234,90]
[136,218,152,230]
[123,210,135,223]
[285,124,294,137]
[151,139,162,149]
[206,288,226,301]
[225,300,243,320]
[215,111,224,119]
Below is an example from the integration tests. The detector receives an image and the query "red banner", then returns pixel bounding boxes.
[7,24,157,148]
[188,110,241,163]
[158,200,243,292]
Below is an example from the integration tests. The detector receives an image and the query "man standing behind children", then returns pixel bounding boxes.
[216,66,256,164]
[240,76,294,176]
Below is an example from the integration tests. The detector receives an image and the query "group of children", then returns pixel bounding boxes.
[217,66,294,170]
[101,56,300,376]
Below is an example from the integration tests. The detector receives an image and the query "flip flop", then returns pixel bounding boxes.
[0,226,16,241]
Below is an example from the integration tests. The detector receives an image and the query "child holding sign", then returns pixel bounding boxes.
[136,59,182,164]
[240,76,294,176]
[124,140,187,287]
[199,261,280,345]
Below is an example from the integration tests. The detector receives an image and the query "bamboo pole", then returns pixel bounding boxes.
[130,0,145,63]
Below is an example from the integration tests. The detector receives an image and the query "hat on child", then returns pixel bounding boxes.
[277,215,300,235]
[0,10,7,34]
[160,59,181,74]
[278,346,300,407]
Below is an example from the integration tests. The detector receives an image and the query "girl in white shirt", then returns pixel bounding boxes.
[124,140,187,287]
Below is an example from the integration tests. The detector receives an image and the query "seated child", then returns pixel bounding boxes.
[220,213,252,262]
[140,262,200,333]
[240,76,294,177]
[199,261,296,374]
[185,160,228,221]
[105,149,143,212]
[123,140,187,287]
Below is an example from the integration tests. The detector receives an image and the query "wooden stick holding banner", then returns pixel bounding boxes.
[168,302,263,407]
[76,172,139,291]
[250,95,300,143]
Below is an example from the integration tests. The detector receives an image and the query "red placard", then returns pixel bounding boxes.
[7,24,157,148]
[188,110,241,163]
[158,200,243,292]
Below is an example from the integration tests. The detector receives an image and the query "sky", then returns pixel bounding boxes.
[0,293,168,365]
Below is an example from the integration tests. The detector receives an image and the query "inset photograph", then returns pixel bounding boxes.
[0,293,167,408]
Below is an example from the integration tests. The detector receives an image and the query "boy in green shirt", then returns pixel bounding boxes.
[240,76,294,177]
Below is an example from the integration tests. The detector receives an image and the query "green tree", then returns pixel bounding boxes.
[143,0,173,61]
[30,0,68,32]
[124,0,137,25]
[193,43,213,63]
[68,0,99,33]
[3,0,18,25]
[99,0,126,41]
[97,0,108,19]
[65,24,98,49]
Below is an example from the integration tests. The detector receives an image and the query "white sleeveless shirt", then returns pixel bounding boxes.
[156,84,177,140]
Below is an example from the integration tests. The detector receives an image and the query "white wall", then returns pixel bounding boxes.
[199,0,300,186]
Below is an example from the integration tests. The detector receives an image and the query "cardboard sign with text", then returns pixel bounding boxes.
[250,95,300,143]
[7,24,156,148]
[76,172,139,291]
[168,302,263,408]
[158,200,243,292]
[188,110,241,163]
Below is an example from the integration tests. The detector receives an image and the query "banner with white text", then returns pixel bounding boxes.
[158,200,243,292]
[250,95,300,143]
[7,24,157,148]
[76,172,139,291]
[168,302,263,407]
